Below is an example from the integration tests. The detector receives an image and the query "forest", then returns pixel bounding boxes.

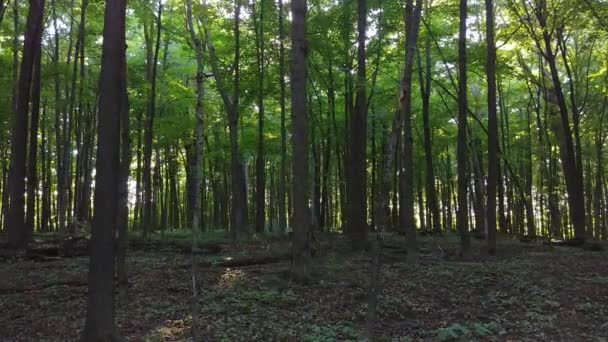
[1,0,608,340]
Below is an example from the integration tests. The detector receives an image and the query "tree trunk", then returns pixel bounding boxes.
[290,0,311,282]
[418,33,441,235]
[278,0,287,232]
[485,0,500,255]
[347,0,369,249]
[186,0,204,336]
[116,46,130,304]
[7,0,45,249]
[204,2,248,239]
[534,5,587,240]
[81,0,126,339]
[25,48,42,238]
[142,1,163,239]
[254,0,266,235]
[457,0,471,257]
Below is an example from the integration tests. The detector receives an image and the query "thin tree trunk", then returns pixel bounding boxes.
[457,0,471,257]
[278,0,287,232]
[484,0,499,252]
[25,48,42,238]
[204,2,248,239]
[186,0,204,336]
[116,44,130,304]
[254,0,266,234]
[418,32,441,235]
[142,1,163,238]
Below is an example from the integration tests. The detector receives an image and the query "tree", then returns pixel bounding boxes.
[399,0,423,261]
[205,0,249,240]
[142,0,163,238]
[457,0,471,257]
[290,0,311,281]
[278,0,288,232]
[186,0,205,337]
[25,46,42,236]
[6,0,45,249]
[418,7,441,235]
[485,0,498,254]
[81,0,126,339]
[347,0,368,249]
[254,0,267,235]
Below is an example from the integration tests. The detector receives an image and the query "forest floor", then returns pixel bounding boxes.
[2,231,608,341]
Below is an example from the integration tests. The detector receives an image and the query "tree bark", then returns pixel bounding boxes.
[290,0,311,282]
[7,0,45,249]
[142,1,163,239]
[418,32,441,235]
[81,0,126,339]
[254,0,266,235]
[25,48,42,238]
[347,0,368,249]
[278,0,287,232]
[457,0,471,257]
[186,0,204,336]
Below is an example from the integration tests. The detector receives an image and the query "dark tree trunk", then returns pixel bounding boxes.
[485,0,502,255]
[457,0,471,257]
[278,0,287,232]
[374,0,421,249]
[347,0,368,249]
[81,0,126,339]
[254,0,266,235]
[531,3,587,240]
[25,48,42,237]
[7,0,45,249]
[399,0,423,261]
[41,106,50,232]
[116,47,130,304]
[418,34,441,235]
[205,1,248,239]
[186,0,204,335]
[142,1,163,238]
[290,0,311,281]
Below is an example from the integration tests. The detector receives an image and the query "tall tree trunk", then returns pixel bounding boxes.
[25,48,42,237]
[457,0,471,257]
[116,44,130,304]
[7,0,45,249]
[81,0,126,339]
[290,0,311,281]
[347,0,368,249]
[278,0,287,232]
[186,0,204,336]
[142,1,163,238]
[254,0,266,234]
[418,32,441,235]
[375,0,422,244]
[485,0,498,253]
[205,1,248,239]
[40,106,50,232]
[532,4,587,240]
[400,0,423,261]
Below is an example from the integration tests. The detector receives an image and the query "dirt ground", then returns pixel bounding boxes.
[2,234,608,341]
